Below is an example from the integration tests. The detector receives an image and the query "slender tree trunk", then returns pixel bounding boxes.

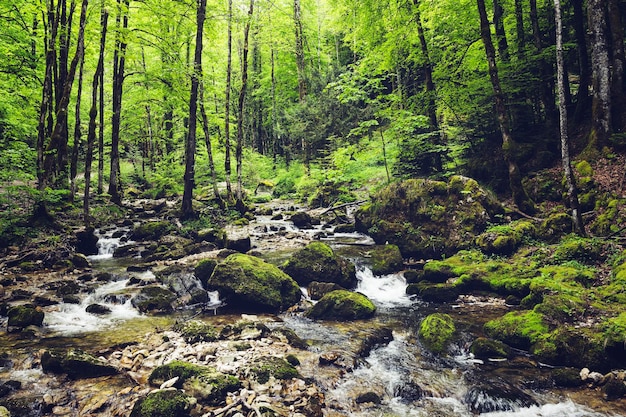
[586,0,611,151]
[235,0,255,212]
[492,0,509,61]
[84,8,108,225]
[271,45,278,166]
[413,0,438,131]
[477,0,534,214]
[37,0,58,189]
[109,0,129,205]
[514,0,525,60]
[224,0,233,201]
[70,49,85,202]
[294,0,307,101]
[182,0,207,219]
[608,0,626,133]
[42,0,88,190]
[200,82,222,204]
[529,0,557,128]
[554,0,585,235]
[572,0,591,122]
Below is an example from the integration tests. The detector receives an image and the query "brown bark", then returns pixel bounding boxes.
[182,0,207,219]
[554,0,585,235]
[109,0,129,205]
[586,0,611,151]
[477,0,534,214]
[235,0,255,211]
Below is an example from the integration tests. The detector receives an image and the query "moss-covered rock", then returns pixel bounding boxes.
[41,348,118,379]
[368,244,404,275]
[131,221,175,241]
[475,221,536,255]
[7,305,44,330]
[194,259,218,288]
[551,367,584,387]
[418,313,456,354]
[407,282,459,303]
[306,290,376,321]
[469,337,511,360]
[355,176,503,259]
[131,286,177,314]
[207,254,301,313]
[249,356,300,384]
[282,242,357,288]
[484,310,549,351]
[130,390,192,417]
[148,361,241,406]
[174,320,217,344]
[308,281,344,300]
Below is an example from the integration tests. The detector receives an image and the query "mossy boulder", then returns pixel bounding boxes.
[406,282,459,303]
[130,390,192,417]
[131,286,177,314]
[418,313,456,354]
[41,348,118,379]
[131,221,175,241]
[355,176,503,259]
[207,254,302,313]
[552,367,584,387]
[475,221,536,255]
[306,290,376,321]
[484,310,549,351]
[174,320,218,344]
[194,259,218,288]
[249,356,300,383]
[148,361,241,406]
[469,337,511,360]
[368,244,404,275]
[7,305,44,330]
[282,242,357,288]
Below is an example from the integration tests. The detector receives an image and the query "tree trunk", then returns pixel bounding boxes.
[514,0,525,60]
[235,0,255,211]
[41,0,88,190]
[182,0,207,219]
[109,0,129,205]
[554,0,585,235]
[413,0,438,131]
[492,0,509,62]
[200,82,222,204]
[84,7,108,225]
[37,0,58,189]
[224,0,234,201]
[608,0,626,133]
[477,0,534,214]
[69,49,85,202]
[586,0,611,151]
[572,0,591,122]
[294,0,307,101]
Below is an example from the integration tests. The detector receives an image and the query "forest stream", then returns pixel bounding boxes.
[1,205,625,417]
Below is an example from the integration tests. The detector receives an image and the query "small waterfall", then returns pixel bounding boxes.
[355,265,413,308]
[44,279,141,335]
[89,226,131,260]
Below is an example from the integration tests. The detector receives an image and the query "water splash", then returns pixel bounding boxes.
[356,265,414,308]
[89,227,131,260]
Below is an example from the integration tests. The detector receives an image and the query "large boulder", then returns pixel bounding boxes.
[207,254,302,313]
[306,290,376,321]
[355,176,504,259]
[418,313,456,354]
[41,348,118,379]
[131,285,177,314]
[7,305,44,331]
[282,242,357,288]
[74,227,99,255]
[130,390,192,417]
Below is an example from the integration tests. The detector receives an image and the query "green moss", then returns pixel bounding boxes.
[282,242,356,288]
[130,390,192,417]
[174,320,217,343]
[369,244,404,275]
[7,305,44,328]
[250,357,300,384]
[469,337,511,359]
[148,361,207,386]
[132,221,174,241]
[194,259,218,287]
[306,290,376,320]
[575,160,593,177]
[552,236,602,264]
[208,254,302,313]
[484,310,549,350]
[419,313,456,354]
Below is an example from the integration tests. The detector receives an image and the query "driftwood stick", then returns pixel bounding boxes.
[205,398,243,417]
[320,199,367,215]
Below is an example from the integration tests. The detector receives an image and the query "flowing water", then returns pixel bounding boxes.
[3,219,626,416]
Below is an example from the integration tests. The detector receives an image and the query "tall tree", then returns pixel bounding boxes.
[608,0,626,133]
[182,0,207,219]
[586,0,611,151]
[554,0,584,235]
[109,0,130,205]
[224,0,234,201]
[572,0,591,122]
[236,0,255,211]
[412,0,438,131]
[477,0,534,213]
[69,47,85,202]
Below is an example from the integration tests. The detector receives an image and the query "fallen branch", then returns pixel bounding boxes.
[320,200,367,215]
[204,398,242,417]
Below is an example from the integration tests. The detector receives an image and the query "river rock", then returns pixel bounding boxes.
[86,303,111,315]
[368,244,404,275]
[469,337,511,360]
[130,389,193,417]
[131,285,177,314]
[130,220,174,241]
[418,313,456,354]
[41,348,118,379]
[282,242,357,288]
[207,254,301,313]
[355,176,504,258]
[464,376,537,413]
[7,304,44,331]
[74,227,99,256]
[306,290,376,321]
[225,228,252,253]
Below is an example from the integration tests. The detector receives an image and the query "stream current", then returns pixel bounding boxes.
[2,214,625,416]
